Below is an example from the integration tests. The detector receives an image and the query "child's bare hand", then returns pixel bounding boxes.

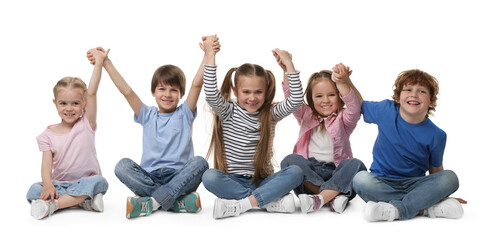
[331,63,352,84]
[200,35,221,54]
[272,48,293,72]
[87,47,110,66]
[40,184,59,202]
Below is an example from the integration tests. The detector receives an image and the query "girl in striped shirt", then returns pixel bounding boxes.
[201,38,304,219]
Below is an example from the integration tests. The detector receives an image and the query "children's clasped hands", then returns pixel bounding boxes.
[331,63,352,84]
[200,35,221,55]
[273,48,296,73]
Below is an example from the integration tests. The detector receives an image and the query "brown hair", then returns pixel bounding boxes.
[305,70,345,118]
[392,69,439,116]
[151,65,186,97]
[53,77,87,99]
[207,63,276,185]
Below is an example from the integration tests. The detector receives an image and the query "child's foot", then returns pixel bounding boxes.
[213,198,241,219]
[264,193,296,213]
[329,195,349,214]
[172,192,202,213]
[364,201,399,222]
[426,198,463,219]
[126,196,153,219]
[80,193,104,212]
[299,194,323,213]
[31,199,57,220]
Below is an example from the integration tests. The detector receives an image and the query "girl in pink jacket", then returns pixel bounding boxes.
[281,63,366,214]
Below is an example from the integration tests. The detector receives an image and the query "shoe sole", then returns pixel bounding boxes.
[126,197,134,219]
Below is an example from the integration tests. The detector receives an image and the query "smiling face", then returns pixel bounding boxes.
[398,83,433,123]
[153,83,181,113]
[54,88,86,127]
[233,75,267,113]
[310,78,342,117]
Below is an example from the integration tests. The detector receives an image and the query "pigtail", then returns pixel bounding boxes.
[207,67,237,174]
[252,69,276,185]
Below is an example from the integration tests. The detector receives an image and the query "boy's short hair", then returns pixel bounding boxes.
[392,69,439,116]
[151,65,186,97]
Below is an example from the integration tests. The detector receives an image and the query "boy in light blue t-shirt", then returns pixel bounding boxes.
[87,36,220,218]
[353,69,466,221]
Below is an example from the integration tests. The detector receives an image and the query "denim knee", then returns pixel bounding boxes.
[114,158,135,178]
[281,154,306,169]
[435,170,459,194]
[352,170,373,193]
[201,169,222,189]
[189,156,209,171]
[283,165,304,186]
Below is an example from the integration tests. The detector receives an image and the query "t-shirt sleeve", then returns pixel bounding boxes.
[362,100,392,124]
[361,100,379,124]
[36,132,51,152]
[134,103,153,126]
[180,100,197,124]
[430,131,447,167]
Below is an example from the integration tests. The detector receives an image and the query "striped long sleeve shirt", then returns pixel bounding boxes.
[204,65,303,176]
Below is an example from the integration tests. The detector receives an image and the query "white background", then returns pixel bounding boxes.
[1,0,493,239]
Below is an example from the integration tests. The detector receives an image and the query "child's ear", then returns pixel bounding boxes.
[232,87,238,97]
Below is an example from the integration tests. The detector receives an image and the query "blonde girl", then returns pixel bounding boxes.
[201,39,304,219]
[281,64,367,214]
[26,49,109,219]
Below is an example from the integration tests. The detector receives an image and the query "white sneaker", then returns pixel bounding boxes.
[427,198,463,219]
[264,194,296,213]
[330,195,349,214]
[80,193,104,212]
[213,198,241,219]
[31,200,57,220]
[364,201,398,222]
[299,194,323,214]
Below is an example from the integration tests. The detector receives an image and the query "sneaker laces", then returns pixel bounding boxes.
[223,203,240,216]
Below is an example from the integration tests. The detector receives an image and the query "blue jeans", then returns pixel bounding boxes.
[26,175,108,202]
[114,156,208,210]
[201,166,303,207]
[352,170,459,220]
[281,154,367,199]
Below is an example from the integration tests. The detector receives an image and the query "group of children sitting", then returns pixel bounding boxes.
[27,35,465,221]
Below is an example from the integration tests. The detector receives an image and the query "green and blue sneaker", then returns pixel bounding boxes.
[126,196,153,219]
[172,192,202,213]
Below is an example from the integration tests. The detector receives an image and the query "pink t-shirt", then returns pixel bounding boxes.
[37,114,102,183]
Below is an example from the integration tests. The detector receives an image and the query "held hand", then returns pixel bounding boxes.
[40,184,59,202]
[272,48,295,73]
[200,35,221,54]
[87,47,110,66]
[331,63,352,84]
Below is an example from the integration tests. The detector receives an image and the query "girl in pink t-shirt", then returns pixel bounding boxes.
[26,48,109,220]
[280,63,367,214]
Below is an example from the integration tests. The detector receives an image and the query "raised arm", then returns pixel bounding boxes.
[85,48,109,130]
[332,63,363,105]
[271,49,303,121]
[186,35,221,113]
[88,48,143,116]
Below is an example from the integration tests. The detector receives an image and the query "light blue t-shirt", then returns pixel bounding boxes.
[362,100,446,179]
[134,101,196,172]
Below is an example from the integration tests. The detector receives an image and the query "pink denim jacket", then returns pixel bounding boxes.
[283,83,361,166]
